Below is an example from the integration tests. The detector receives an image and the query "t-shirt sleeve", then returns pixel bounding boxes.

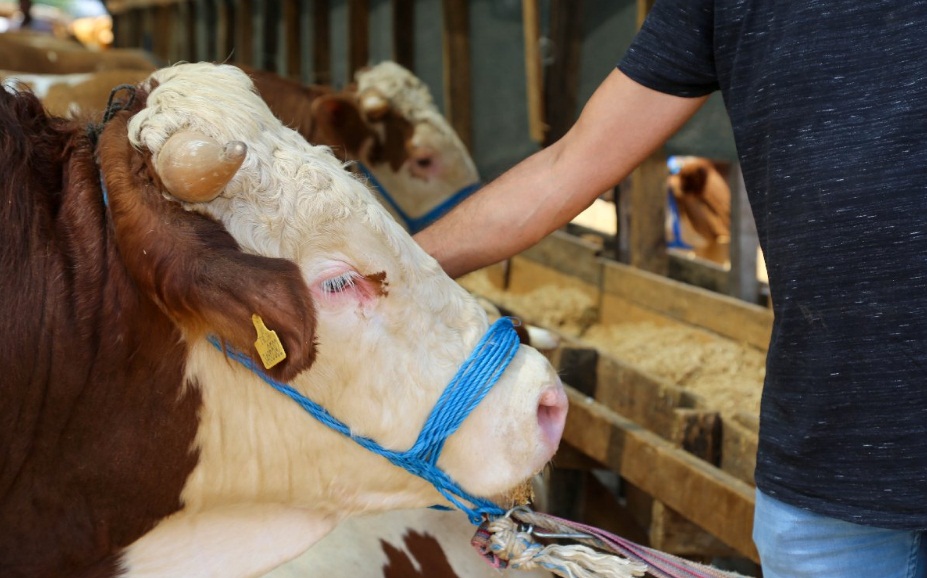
[618,0,719,98]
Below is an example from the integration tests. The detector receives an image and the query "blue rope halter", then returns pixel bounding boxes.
[356,163,481,234]
[207,317,521,524]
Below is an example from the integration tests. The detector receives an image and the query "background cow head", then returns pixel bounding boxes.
[309,62,481,230]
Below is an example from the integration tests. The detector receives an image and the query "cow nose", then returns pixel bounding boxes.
[537,381,568,451]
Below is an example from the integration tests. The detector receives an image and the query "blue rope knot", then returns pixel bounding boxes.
[355,162,481,234]
[208,317,521,524]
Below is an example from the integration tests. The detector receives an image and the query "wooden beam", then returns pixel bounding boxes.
[563,387,759,562]
[348,0,370,78]
[522,0,546,143]
[214,0,230,61]
[543,0,583,147]
[391,0,415,71]
[600,259,773,351]
[441,0,472,151]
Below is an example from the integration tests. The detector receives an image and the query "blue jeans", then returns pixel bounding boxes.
[754,490,927,578]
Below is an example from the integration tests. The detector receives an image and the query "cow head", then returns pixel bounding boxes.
[312,62,481,232]
[97,63,563,552]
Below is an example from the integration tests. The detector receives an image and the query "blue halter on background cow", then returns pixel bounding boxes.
[357,162,481,234]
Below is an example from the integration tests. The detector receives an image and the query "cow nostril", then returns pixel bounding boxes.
[536,386,568,448]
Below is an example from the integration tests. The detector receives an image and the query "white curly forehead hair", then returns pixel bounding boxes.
[128,62,307,156]
[125,62,404,259]
[354,62,438,123]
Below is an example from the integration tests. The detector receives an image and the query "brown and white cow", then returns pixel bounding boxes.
[0,29,157,73]
[0,62,566,578]
[0,67,151,117]
[666,156,732,265]
[249,62,481,233]
[265,509,554,578]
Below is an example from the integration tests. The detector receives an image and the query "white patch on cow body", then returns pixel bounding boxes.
[119,63,565,576]
[120,504,337,578]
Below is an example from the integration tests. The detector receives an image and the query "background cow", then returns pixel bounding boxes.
[0,67,151,117]
[250,61,481,233]
[666,155,732,265]
[0,29,157,73]
[0,60,479,235]
[0,62,566,578]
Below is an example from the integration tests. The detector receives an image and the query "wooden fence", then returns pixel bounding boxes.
[105,0,762,307]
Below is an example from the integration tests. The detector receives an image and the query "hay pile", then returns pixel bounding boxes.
[459,269,765,420]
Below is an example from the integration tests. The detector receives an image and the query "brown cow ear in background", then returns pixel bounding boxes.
[310,94,376,158]
[96,112,317,382]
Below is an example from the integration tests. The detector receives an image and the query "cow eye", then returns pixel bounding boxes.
[320,271,360,293]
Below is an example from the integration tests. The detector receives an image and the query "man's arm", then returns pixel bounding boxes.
[414,69,709,278]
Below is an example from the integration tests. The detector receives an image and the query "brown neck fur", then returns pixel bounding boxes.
[0,87,201,578]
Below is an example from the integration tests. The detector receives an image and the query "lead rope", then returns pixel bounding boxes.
[471,507,748,578]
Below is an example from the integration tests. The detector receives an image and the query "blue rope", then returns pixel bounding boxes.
[208,317,521,523]
[356,163,481,234]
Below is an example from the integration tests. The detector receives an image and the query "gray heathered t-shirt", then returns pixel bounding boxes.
[619,1,927,530]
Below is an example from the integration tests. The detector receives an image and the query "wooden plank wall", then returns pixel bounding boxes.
[108,0,760,306]
[110,0,471,146]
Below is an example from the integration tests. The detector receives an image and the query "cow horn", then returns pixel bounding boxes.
[155,131,247,203]
[358,88,390,121]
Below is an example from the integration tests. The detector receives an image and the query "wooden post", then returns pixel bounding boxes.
[543,0,583,147]
[636,0,656,26]
[261,0,280,72]
[348,0,370,78]
[391,0,415,71]
[214,0,230,62]
[313,0,332,85]
[628,0,667,275]
[522,0,546,143]
[283,0,302,79]
[235,0,254,67]
[441,0,472,151]
[152,4,173,63]
[630,155,669,274]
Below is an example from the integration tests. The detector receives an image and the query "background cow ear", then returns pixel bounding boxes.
[310,94,375,157]
[96,112,316,381]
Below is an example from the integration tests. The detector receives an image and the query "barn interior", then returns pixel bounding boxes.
[1,1,768,575]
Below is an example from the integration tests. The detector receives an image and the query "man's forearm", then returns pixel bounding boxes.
[413,145,566,278]
[415,70,708,278]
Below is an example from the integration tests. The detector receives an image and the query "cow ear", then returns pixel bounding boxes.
[96,112,316,381]
[310,94,375,158]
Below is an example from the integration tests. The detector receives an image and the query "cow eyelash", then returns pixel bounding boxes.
[321,271,361,293]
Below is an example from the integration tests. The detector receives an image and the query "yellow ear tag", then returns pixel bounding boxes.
[252,314,287,369]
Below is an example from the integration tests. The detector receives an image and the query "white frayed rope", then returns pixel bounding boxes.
[484,515,647,578]
[472,507,749,578]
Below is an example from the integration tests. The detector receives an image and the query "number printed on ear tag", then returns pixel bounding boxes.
[252,314,287,369]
